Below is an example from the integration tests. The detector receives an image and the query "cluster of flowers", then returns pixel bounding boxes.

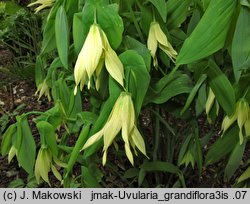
[29,0,177,164]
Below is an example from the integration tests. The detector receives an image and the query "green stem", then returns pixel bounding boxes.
[243,86,250,98]
[24,111,44,116]
[153,105,160,161]
[149,108,175,136]
[94,8,97,24]
[152,105,160,184]
[128,4,145,42]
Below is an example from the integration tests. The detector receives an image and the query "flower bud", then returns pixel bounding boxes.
[147,21,177,67]
[35,80,51,101]
[237,99,249,144]
[205,88,220,123]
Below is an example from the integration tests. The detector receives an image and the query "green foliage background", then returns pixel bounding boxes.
[1,0,250,187]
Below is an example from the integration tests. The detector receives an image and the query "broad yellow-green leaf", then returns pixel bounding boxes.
[176,0,237,65]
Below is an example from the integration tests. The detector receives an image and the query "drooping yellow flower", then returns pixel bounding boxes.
[74,23,124,95]
[205,88,219,123]
[221,98,249,144]
[35,80,51,101]
[147,21,177,67]
[28,0,54,13]
[35,147,66,186]
[81,92,148,165]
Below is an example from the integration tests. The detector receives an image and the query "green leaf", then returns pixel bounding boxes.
[187,9,201,36]
[225,140,246,181]
[202,0,211,10]
[65,0,79,21]
[148,0,167,22]
[77,2,124,53]
[181,74,207,114]
[205,125,239,165]
[73,12,85,54]
[81,165,101,187]
[52,78,70,113]
[194,129,203,176]
[176,0,237,65]
[55,6,69,69]
[123,36,151,71]
[231,6,250,82]
[66,124,90,177]
[35,56,45,87]
[35,103,64,129]
[139,161,185,187]
[206,60,235,116]
[1,124,16,156]
[36,121,58,157]
[120,50,150,117]
[166,0,192,30]
[41,19,56,54]
[77,112,98,125]
[195,82,207,116]
[124,168,139,179]
[177,134,193,166]
[4,1,21,15]
[146,73,192,104]
[16,117,36,175]
[97,4,124,49]
[238,166,250,183]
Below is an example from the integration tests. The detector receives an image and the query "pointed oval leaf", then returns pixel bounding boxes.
[55,6,69,69]
[176,0,237,65]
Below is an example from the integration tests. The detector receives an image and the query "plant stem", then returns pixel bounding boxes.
[153,105,160,161]
[128,4,145,42]
[149,108,175,136]
[153,105,160,184]
[24,111,44,116]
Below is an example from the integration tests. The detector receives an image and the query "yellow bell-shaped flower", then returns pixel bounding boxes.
[205,88,219,123]
[28,0,54,13]
[81,92,148,165]
[147,21,177,67]
[221,98,249,144]
[35,80,51,102]
[74,23,124,95]
[35,147,66,186]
